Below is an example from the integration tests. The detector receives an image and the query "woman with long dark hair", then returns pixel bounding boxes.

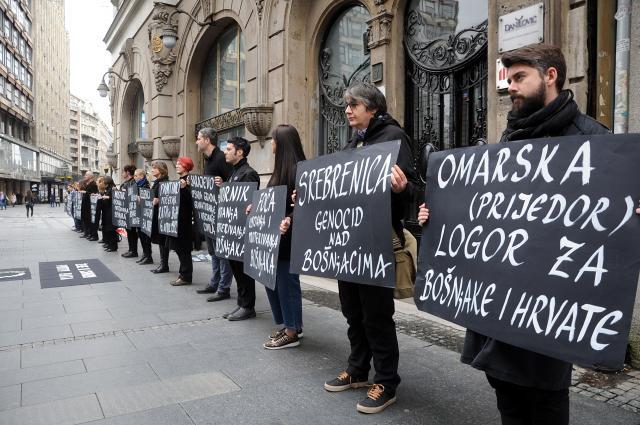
[262,124,306,350]
[150,161,170,273]
[99,176,118,252]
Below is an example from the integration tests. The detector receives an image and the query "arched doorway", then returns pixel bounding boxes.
[318,4,370,155]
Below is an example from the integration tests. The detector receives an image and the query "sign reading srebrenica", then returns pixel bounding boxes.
[290,141,400,287]
[127,185,141,228]
[414,134,640,370]
[158,180,180,238]
[243,186,287,289]
[111,189,128,228]
[190,174,219,239]
[90,193,100,224]
[139,188,153,237]
[215,182,258,261]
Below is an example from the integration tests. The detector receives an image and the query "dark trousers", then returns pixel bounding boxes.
[103,229,118,249]
[127,227,138,254]
[229,259,255,309]
[25,204,33,217]
[487,375,569,425]
[338,280,400,393]
[159,245,169,269]
[90,222,98,238]
[175,246,193,282]
[139,232,152,258]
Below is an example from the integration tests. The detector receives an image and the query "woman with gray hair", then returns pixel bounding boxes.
[323,81,418,414]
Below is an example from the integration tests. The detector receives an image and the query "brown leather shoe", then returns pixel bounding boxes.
[170,277,192,286]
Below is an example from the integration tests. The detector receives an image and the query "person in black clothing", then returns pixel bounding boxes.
[219,136,260,321]
[323,82,418,415]
[80,171,98,240]
[418,44,610,425]
[120,165,139,258]
[150,161,170,273]
[168,156,194,286]
[193,127,234,301]
[134,169,153,265]
[98,176,118,252]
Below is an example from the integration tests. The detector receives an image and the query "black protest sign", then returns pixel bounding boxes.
[243,186,287,289]
[90,194,100,224]
[190,174,219,239]
[158,180,180,237]
[290,141,400,287]
[111,189,128,228]
[215,182,258,261]
[139,188,153,237]
[414,134,640,370]
[127,185,141,228]
[66,192,72,216]
[73,192,82,220]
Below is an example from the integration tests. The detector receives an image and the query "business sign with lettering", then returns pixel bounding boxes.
[498,3,544,53]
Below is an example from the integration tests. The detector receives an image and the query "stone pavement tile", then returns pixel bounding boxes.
[0,316,20,333]
[0,289,23,300]
[155,306,221,323]
[62,298,111,314]
[0,385,20,411]
[22,310,114,330]
[77,404,195,425]
[0,359,86,388]
[70,314,166,336]
[58,285,131,300]
[0,394,103,425]
[21,334,136,368]
[21,363,159,406]
[107,302,198,319]
[0,349,20,371]
[83,342,196,372]
[97,371,241,417]
[0,324,74,347]
[21,303,67,317]
[0,296,25,309]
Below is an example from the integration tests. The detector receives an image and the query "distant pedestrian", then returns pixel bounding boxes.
[0,191,6,210]
[10,192,16,207]
[24,191,34,218]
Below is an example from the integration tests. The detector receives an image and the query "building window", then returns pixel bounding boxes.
[200,25,245,120]
[130,87,145,141]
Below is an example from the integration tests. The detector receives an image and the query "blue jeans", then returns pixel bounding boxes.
[206,236,232,293]
[265,260,303,331]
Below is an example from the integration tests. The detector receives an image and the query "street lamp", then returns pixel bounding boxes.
[97,70,135,98]
[153,2,214,49]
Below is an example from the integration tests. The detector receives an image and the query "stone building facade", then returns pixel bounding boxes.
[69,94,113,178]
[104,0,640,363]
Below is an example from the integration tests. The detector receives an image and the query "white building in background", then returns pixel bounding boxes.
[69,94,112,178]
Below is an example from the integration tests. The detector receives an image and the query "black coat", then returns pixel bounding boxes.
[167,175,194,252]
[81,180,98,222]
[204,147,231,180]
[227,158,260,185]
[462,90,611,391]
[151,176,168,245]
[344,114,419,247]
[99,191,115,232]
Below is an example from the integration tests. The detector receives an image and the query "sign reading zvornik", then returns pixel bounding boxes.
[290,141,400,287]
[215,182,258,261]
[414,134,640,370]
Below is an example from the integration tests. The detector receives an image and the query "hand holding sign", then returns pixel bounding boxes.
[417,203,430,225]
[390,164,408,193]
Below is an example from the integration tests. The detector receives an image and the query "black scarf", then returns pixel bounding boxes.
[502,90,579,142]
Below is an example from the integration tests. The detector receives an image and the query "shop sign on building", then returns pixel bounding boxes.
[498,3,544,53]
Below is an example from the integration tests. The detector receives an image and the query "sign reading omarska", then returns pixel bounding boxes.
[190,174,219,239]
[215,182,258,261]
[158,180,180,237]
[414,134,640,370]
[111,189,128,229]
[243,185,287,289]
[290,141,400,287]
[127,185,141,228]
[139,188,153,237]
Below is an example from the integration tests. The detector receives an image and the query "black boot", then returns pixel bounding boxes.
[151,247,168,273]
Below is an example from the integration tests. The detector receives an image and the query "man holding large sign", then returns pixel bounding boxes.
[417,45,616,425]
[293,82,418,414]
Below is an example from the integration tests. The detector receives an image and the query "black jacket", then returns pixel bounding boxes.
[228,158,260,186]
[167,175,194,252]
[462,90,611,391]
[81,180,98,222]
[344,114,419,246]
[204,147,231,180]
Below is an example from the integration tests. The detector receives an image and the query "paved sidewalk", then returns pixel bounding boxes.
[0,204,638,424]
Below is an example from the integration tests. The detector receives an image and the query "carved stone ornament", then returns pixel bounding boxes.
[136,139,154,159]
[161,136,181,158]
[148,5,177,93]
[106,152,118,169]
[195,108,244,134]
[240,103,274,148]
[121,38,135,77]
[199,0,213,19]
[367,10,394,50]
[256,0,265,20]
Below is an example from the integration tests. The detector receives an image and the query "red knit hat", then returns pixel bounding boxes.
[177,156,194,172]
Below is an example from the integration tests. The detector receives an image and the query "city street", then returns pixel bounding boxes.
[0,205,638,425]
